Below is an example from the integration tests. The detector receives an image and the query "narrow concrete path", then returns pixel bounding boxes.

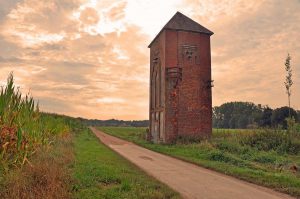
[90,127,295,199]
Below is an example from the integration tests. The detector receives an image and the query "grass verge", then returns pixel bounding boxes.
[99,126,300,198]
[71,126,180,199]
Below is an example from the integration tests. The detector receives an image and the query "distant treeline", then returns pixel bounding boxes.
[78,118,149,127]
[78,102,300,129]
[213,102,300,129]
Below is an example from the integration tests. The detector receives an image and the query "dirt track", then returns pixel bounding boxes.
[90,127,295,199]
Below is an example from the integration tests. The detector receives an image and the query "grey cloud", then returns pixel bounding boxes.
[34,67,91,85]
[0,36,20,56]
[37,96,73,113]
[205,0,300,108]
[212,0,300,63]
[52,60,96,68]
[26,51,40,57]
[3,0,298,119]
[0,0,23,23]
[0,0,150,119]
[0,56,23,63]
[39,44,67,51]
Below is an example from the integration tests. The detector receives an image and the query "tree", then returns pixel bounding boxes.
[271,106,298,129]
[260,106,273,127]
[212,102,263,129]
[284,53,293,118]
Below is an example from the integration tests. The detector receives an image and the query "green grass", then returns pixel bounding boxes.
[72,127,180,199]
[99,127,300,197]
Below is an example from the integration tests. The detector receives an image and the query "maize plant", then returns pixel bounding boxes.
[0,73,70,170]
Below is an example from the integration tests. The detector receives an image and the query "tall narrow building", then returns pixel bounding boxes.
[148,12,213,143]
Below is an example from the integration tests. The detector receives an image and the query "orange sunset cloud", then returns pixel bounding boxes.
[0,0,299,119]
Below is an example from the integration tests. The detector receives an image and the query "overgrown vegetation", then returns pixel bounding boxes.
[0,134,74,199]
[0,73,74,198]
[0,73,70,171]
[99,127,300,197]
[241,128,300,154]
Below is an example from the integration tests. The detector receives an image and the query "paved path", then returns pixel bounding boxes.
[90,127,295,199]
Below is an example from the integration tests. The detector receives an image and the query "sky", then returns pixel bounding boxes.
[0,0,299,120]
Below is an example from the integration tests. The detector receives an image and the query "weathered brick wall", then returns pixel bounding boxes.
[179,31,212,138]
[165,30,212,141]
[164,30,179,143]
[150,29,212,143]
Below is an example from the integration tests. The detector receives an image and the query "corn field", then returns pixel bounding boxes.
[0,73,70,170]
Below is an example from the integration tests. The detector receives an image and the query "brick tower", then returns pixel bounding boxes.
[148,12,213,143]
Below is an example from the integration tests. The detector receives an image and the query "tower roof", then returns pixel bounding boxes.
[148,12,214,48]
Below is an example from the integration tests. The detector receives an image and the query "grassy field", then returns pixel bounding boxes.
[99,126,300,197]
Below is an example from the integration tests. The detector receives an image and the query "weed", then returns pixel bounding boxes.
[0,135,73,199]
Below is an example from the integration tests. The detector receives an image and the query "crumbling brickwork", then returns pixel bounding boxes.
[149,12,213,143]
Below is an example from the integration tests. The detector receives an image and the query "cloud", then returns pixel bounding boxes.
[0,0,150,119]
[181,0,300,109]
[0,0,299,119]
[38,96,74,114]
[1,0,80,47]
[0,0,22,23]
[79,7,99,25]
[0,56,23,63]
[107,1,127,21]
[97,97,125,104]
